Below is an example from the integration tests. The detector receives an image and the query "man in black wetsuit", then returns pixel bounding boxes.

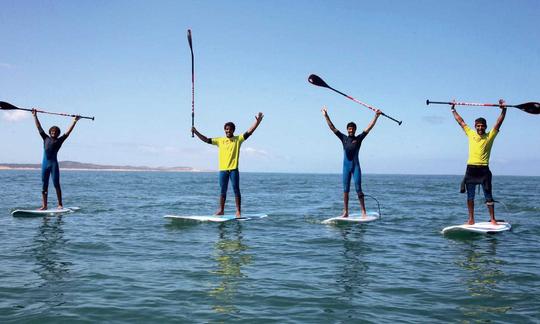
[32,109,80,210]
[322,106,381,217]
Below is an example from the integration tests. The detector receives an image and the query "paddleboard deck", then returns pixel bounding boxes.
[164,213,267,223]
[11,207,80,217]
[442,221,511,235]
[322,212,380,224]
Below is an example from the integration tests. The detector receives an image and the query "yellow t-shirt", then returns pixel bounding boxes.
[211,134,245,171]
[464,125,498,166]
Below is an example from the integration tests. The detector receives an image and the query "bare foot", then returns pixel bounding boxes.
[340,211,349,218]
[58,205,64,210]
[235,211,241,218]
[38,206,47,211]
[361,212,368,219]
[490,220,498,225]
[466,219,475,225]
[214,210,224,216]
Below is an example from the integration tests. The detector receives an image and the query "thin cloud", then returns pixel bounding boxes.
[2,110,29,122]
[0,63,14,69]
[422,115,446,124]
[137,145,192,155]
[242,147,292,162]
[137,144,213,156]
[241,146,271,158]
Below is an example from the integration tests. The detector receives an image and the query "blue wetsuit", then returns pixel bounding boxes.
[335,130,367,193]
[39,130,67,192]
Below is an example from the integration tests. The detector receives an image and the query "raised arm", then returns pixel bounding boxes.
[245,112,264,137]
[63,116,80,140]
[493,99,507,131]
[192,126,211,144]
[363,109,382,133]
[32,109,46,136]
[451,102,467,129]
[321,107,338,133]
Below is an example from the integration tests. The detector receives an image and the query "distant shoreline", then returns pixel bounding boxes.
[0,167,205,172]
[0,161,207,173]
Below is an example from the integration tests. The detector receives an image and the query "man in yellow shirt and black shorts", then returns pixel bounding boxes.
[192,112,263,217]
[452,100,507,225]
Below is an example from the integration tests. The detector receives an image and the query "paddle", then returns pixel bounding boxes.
[0,101,95,120]
[426,100,540,115]
[187,29,195,137]
[308,74,402,125]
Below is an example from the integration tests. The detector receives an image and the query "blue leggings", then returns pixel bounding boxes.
[343,163,362,194]
[42,158,60,192]
[219,169,240,197]
[466,183,493,202]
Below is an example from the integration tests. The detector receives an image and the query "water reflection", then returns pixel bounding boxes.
[455,237,512,318]
[208,222,252,314]
[336,226,369,300]
[29,216,71,306]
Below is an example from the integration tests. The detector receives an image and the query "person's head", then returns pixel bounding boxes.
[346,122,357,136]
[224,122,235,138]
[474,117,487,135]
[49,126,61,139]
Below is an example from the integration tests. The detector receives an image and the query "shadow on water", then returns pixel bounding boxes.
[453,236,512,320]
[164,218,202,230]
[208,222,252,315]
[25,216,72,309]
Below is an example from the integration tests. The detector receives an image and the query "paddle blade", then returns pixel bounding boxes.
[187,29,193,50]
[0,101,19,110]
[308,74,330,88]
[515,102,540,114]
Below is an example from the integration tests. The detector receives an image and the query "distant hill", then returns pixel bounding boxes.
[0,161,203,172]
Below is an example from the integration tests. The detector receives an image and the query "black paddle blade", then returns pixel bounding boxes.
[0,101,19,110]
[516,102,540,114]
[308,74,330,88]
[187,29,193,49]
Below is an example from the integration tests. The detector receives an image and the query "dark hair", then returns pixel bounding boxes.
[474,118,487,126]
[224,122,236,132]
[49,126,61,135]
[346,122,357,130]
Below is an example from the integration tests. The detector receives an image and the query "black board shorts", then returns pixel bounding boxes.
[460,165,492,194]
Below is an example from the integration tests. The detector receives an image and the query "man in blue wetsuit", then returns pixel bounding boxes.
[322,107,381,218]
[32,109,80,210]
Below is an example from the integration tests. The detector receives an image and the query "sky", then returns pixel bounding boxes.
[1,0,539,175]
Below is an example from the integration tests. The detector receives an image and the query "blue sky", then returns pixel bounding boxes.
[1,0,539,175]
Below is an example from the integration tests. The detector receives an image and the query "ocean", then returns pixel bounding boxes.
[1,170,539,323]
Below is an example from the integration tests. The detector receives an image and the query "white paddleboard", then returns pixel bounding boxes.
[164,213,267,223]
[442,221,511,235]
[11,207,80,217]
[322,212,380,224]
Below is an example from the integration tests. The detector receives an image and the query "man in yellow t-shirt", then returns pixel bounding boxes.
[192,112,264,217]
[452,100,507,225]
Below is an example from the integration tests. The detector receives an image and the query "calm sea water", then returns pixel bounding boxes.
[0,170,539,323]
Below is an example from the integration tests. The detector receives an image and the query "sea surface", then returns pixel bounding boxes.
[1,170,539,323]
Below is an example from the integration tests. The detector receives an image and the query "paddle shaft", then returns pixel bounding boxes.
[426,100,515,107]
[427,99,540,115]
[328,86,402,125]
[0,102,94,120]
[188,29,194,137]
